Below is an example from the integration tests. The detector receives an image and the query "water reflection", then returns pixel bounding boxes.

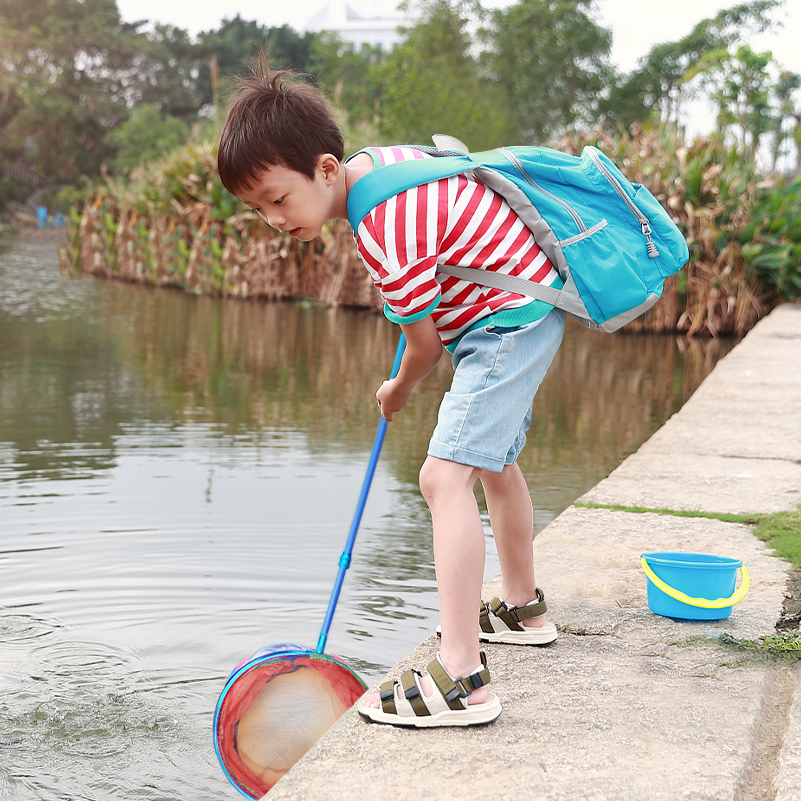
[0,237,734,800]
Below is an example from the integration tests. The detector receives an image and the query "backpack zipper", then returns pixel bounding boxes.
[499,148,588,233]
[586,148,659,258]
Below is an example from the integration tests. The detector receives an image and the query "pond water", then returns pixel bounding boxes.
[0,236,734,799]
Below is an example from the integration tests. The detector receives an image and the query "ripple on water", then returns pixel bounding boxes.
[0,606,226,800]
[0,607,63,646]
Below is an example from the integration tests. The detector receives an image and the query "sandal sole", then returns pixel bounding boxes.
[478,625,558,646]
[435,623,558,646]
[357,695,502,728]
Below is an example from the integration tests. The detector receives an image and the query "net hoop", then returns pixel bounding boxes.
[213,644,366,798]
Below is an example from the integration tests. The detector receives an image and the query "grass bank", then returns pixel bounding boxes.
[575,502,801,568]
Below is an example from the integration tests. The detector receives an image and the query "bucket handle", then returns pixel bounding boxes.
[640,558,750,609]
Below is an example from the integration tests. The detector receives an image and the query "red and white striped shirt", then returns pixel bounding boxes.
[353,146,561,348]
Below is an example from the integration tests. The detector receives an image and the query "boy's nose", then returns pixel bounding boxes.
[260,210,285,230]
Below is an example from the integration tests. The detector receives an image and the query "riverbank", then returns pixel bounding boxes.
[264,302,801,801]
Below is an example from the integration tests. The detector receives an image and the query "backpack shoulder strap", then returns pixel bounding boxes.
[346,148,475,230]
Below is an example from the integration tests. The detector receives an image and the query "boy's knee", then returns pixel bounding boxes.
[418,458,438,504]
[418,456,475,505]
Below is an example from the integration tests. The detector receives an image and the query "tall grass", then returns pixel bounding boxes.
[60,140,379,310]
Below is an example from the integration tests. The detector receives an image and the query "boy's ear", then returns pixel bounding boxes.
[317,153,341,185]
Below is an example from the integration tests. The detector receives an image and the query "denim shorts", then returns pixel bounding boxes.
[427,309,565,472]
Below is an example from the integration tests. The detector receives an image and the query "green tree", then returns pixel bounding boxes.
[482,0,612,143]
[686,44,775,159]
[195,17,317,111]
[770,70,801,171]
[0,0,141,181]
[310,34,387,125]
[107,103,190,174]
[605,0,781,127]
[131,24,205,121]
[378,0,509,149]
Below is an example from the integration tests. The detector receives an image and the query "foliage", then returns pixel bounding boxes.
[2,0,799,191]
[129,24,206,121]
[310,34,387,126]
[108,104,191,174]
[195,17,318,112]
[754,506,801,567]
[686,44,775,159]
[720,631,801,662]
[739,179,801,299]
[375,0,614,147]
[60,135,379,310]
[0,174,35,210]
[481,0,613,143]
[770,70,801,171]
[0,0,145,181]
[0,4,321,183]
[605,0,782,128]
[378,0,509,148]
[334,106,384,158]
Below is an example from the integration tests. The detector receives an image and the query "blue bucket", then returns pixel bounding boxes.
[640,552,750,620]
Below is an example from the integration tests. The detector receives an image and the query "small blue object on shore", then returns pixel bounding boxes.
[36,206,48,229]
[641,552,749,620]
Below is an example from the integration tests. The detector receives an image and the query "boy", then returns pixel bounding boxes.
[218,62,564,728]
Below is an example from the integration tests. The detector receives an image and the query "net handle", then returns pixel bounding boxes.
[316,334,407,654]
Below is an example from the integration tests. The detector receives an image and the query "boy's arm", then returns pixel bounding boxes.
[376,316,442,421]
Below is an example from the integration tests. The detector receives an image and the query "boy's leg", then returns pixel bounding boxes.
[359,454,489,709]
[480,463,547,624]
[419,455,488,703]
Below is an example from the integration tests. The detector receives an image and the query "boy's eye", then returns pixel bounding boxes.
[273,197,284,206]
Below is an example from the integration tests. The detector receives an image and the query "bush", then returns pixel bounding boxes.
[741,178,801,300]
[0,174,36,211]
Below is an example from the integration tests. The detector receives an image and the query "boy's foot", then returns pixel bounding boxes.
[357,652,501,728]
[435,589,558,645]
[479,592,557,645]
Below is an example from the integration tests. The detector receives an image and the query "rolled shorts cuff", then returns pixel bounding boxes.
[426,441,508,472]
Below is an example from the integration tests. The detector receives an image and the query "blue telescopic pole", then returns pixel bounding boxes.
[316,334,407,655]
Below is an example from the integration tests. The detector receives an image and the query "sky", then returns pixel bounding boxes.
[114,0,801,76]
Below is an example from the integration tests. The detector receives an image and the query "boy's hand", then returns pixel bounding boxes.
[376,378,413,421]
[376,316,442,421]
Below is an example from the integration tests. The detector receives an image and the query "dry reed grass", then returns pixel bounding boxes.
[62,193,380,310]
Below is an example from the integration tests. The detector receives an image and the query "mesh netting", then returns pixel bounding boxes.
[214,646,366,798]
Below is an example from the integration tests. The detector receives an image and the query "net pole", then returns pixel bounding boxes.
[316,335,406,654]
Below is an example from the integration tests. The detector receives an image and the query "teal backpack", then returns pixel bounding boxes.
[346,135,689,333]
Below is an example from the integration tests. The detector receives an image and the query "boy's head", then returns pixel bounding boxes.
[217,58,345,196]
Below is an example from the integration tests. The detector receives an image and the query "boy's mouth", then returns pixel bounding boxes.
[288,228,301,237]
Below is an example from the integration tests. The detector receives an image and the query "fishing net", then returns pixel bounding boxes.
[214,644,366,798]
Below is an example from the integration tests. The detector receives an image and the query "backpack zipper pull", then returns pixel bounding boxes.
[642,222,659,258]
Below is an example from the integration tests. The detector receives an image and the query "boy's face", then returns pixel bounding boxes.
[236,157,338,242]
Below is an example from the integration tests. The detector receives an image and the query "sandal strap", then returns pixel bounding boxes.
[478,603,494,633]
[400,669,431,717]
[428,652,491,710]
[484,589,547,631]
[380,654,493,718]
[378,680,397,715]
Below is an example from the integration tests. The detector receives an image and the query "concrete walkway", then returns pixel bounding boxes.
[266,304,801,801]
